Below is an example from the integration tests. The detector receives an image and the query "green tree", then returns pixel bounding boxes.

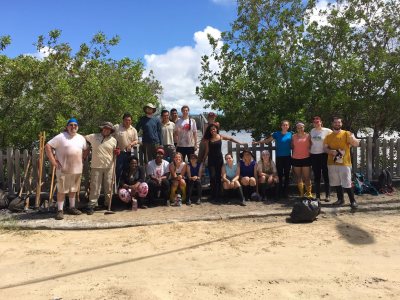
[0,30,162,148]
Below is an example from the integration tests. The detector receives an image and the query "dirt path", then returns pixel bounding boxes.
[0,211,399,299]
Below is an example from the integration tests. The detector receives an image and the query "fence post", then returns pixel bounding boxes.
[359,140,365,174]
[389,139,395,176]
[7,147,14,195]
[0,150,4,190]
[227,141,233,155]
[351,146,357,172]
[14,149,21,193]
[22,150,30,192]
[367,137,373,180]
[397,139,400,177]
[382,139,388,170]
[374,139,381,178]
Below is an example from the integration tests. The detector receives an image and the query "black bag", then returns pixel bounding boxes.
[290,198,321,223]
[0,189,8,209]
[8,196,26,212]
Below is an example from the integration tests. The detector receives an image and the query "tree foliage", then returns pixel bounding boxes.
[0,30,162,148]
[197,0,400,139]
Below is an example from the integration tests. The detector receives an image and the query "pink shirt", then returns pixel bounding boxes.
[292,134,310,159]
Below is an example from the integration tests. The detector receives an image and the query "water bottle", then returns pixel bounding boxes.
[132,198,138,211]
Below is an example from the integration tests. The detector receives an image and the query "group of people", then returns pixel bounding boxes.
[45,103,360,221]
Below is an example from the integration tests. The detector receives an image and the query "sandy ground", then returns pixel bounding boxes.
[0,211,399,300]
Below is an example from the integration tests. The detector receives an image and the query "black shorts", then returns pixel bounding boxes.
[291,157,311,167]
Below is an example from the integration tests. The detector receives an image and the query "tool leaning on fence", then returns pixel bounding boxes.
[35,131,46,208]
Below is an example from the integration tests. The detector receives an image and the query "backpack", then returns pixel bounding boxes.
[353,172,379,196]
[290,198,321,223]
[378,169,394,194]
[0,189,9,209]
[8,196,26,212]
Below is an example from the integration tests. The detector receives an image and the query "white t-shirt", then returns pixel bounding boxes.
[47,132,87,174]
[310,127,332,154]
[175,118,197,147]
[146,159,170,178]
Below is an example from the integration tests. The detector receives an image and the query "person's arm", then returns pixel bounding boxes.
[193,126,198,150]
[187,164,192,179]
[233,164,240,182]
[348,131,360,147]
[198,162,203,179]
[157,119,162,145]
[221,165,228,183]
[203,140,209,163]
[253,136,273,145]
[45,144,61,169]
[221,135,243,144]
[169,163,177,179]
[291,134,295,150]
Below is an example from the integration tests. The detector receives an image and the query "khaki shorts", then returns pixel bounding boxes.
[56,170,82,193]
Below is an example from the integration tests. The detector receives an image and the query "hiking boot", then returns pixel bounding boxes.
[333,198,344,206]
[67,207,82,215]
[55,210,64,220]
[86,207,94,215]
[350,200,358,209]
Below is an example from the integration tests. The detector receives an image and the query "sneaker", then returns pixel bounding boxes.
[67,207,82,215]
[166,200,170,207]
[196,199,201,205]
[55,210,64,220]
[240,200,247,206]
[350,200,358,209]
[86,207,94,215]
[186,199,192,206]
[325,195,331,202]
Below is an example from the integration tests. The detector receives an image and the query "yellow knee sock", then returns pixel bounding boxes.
[297,183,304,197]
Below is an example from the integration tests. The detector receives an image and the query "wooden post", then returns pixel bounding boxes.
[382,139,388,170]
[360,140,366,175]
[7,147,14,195]
[389,139,395,176]
[351,146,357,172]
[14,149,21,194]
[0,150,4,190]
[367,137,373,180]
[397,139,400,177]
[22,150,30,192]
[374,139,381,178]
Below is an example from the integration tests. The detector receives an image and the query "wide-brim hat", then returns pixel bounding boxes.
[239,149,255,160]
[143,103,157,113]
[99,121,115,133]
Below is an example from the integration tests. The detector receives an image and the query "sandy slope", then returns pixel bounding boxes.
[0,211,399,299]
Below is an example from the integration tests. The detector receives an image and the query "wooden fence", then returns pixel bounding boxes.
[1,137,399,195]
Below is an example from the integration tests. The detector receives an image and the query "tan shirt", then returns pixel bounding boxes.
[85,133,117,169]
[113,124,138,150]
[161,121,175,145]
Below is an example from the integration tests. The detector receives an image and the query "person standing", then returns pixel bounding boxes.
[85,122,118,215]
[253,120,292,198]
[160,109,176,162]
[169,108,179,123]
[45,118,88,220]
[136,103,162,164]
[202,123,243,201]
[174,105,198,162]
[323,117,360,208]
[310,116,332,201]
[291,122,312,198]
[113,113,139,185]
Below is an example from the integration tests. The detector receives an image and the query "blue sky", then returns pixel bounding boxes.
[1,0,237,113]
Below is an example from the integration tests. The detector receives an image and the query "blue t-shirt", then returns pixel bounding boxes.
[272,131,292,157]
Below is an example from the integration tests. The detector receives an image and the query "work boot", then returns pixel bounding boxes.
[333,198,345,206]
[333,186,345,206]
[305,184,313,198]
[55,210,64,220]
[86,207,94,215]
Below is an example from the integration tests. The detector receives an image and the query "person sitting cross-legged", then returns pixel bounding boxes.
[146,147,171,206]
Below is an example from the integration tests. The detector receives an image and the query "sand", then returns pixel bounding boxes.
[0,211,399,299]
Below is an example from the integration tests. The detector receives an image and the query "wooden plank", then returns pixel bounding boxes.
[0,150,4,190]
[351,146,357,172]
[374,139,381,178]
[397,139,400,177]
[382,139,388,170]
[366,137,373,180]
[389,139,395,175]
[360,140,366,174]
[14,149,21,193]
[22,150,30,192]
[227,141,233,155]
[7,147,14,195]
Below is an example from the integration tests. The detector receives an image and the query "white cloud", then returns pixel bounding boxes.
[25,46,55,59]
[144,26,222,114]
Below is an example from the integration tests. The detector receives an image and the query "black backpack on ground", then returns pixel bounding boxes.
[290,198,321,223]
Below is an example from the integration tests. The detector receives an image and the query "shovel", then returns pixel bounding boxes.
[104,156,117,215]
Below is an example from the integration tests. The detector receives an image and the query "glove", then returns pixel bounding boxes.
[114,147,121,156]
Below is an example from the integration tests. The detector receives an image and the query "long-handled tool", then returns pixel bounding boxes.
[105,156,117,215]
[8,157,31,212]
[46,165,56,211]
[35,132,45,208]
